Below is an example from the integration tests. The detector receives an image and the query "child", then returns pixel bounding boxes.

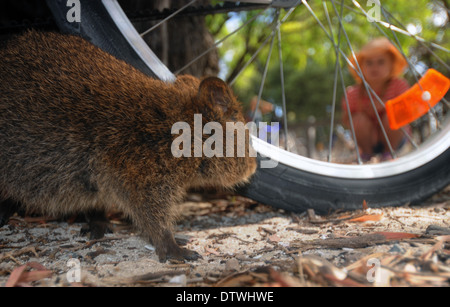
[342,38,409,161]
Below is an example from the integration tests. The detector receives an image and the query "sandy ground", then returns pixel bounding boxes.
[0,185,449,287]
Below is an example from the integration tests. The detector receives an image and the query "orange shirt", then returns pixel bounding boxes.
[342,78,410,123]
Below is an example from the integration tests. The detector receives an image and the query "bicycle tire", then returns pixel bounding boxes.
[46,0,450,213]
[239,148,449,213]
[45,0,172,81]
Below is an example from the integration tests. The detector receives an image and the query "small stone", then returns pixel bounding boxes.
[225,258,240,272]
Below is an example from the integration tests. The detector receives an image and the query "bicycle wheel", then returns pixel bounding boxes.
[46,0,450,213]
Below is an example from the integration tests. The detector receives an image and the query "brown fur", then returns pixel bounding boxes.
[0,30,256,261]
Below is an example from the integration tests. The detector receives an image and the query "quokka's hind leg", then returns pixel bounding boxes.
[0,198,21,227]
[80,209,112,240]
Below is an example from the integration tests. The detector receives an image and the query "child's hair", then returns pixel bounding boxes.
[349,37,408,83]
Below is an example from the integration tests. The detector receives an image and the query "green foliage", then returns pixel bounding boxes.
[233,59,353,121]
[207,0,449,121]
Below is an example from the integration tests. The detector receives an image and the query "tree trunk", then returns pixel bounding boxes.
[120,0,219,78]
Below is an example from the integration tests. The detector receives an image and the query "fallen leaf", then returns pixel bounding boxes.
[349,213,383,223]
[362,200,369,210]
[337,214,352,220]
[6,262,52,287]
[268,234,281,243]
[5,265,27,287]
[18,270,53,284]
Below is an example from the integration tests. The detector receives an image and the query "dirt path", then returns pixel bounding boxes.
[1,186,449,287]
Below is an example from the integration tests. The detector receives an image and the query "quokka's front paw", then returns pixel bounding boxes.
[155,239,202,263]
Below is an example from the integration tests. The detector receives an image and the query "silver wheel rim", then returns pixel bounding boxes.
[102,0,176,83]
[252,119,449,179]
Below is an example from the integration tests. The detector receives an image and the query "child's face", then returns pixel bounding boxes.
[361,53,393,85]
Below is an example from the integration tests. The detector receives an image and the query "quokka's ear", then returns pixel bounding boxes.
[198,77,233,113]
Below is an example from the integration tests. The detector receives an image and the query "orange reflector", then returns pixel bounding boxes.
[386,69,450,130]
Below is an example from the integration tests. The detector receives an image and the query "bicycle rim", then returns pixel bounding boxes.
[100,0,449,181]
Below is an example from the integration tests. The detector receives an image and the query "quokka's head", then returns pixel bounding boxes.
[176,76,257,188]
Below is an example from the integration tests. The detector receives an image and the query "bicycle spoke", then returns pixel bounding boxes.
[297,0,442,160]
[175,6,270,75]
[346,3,427,140]
[334,4,362,164]
[327,0,398,158]
[140,0,198,38]
[280,1,302,23]
[126,0,448,165]
[229,32,277,86]
[341,48,403,152]
[301,0,366,163]
[443,97,450,109]
[340,64,362,164]
[352,0,446,132]
[352,0,450,57]
[323,0,344,162]
[349,2,423,87]
[345,0,450,72]
[379,4,442,130]
[229,13,280,86]
[337,47,419,149]
[276,11,289,150]
[229,1,300,86]
[252,29,276,122]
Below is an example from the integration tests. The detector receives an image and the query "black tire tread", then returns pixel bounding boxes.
[240,148,450,213]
